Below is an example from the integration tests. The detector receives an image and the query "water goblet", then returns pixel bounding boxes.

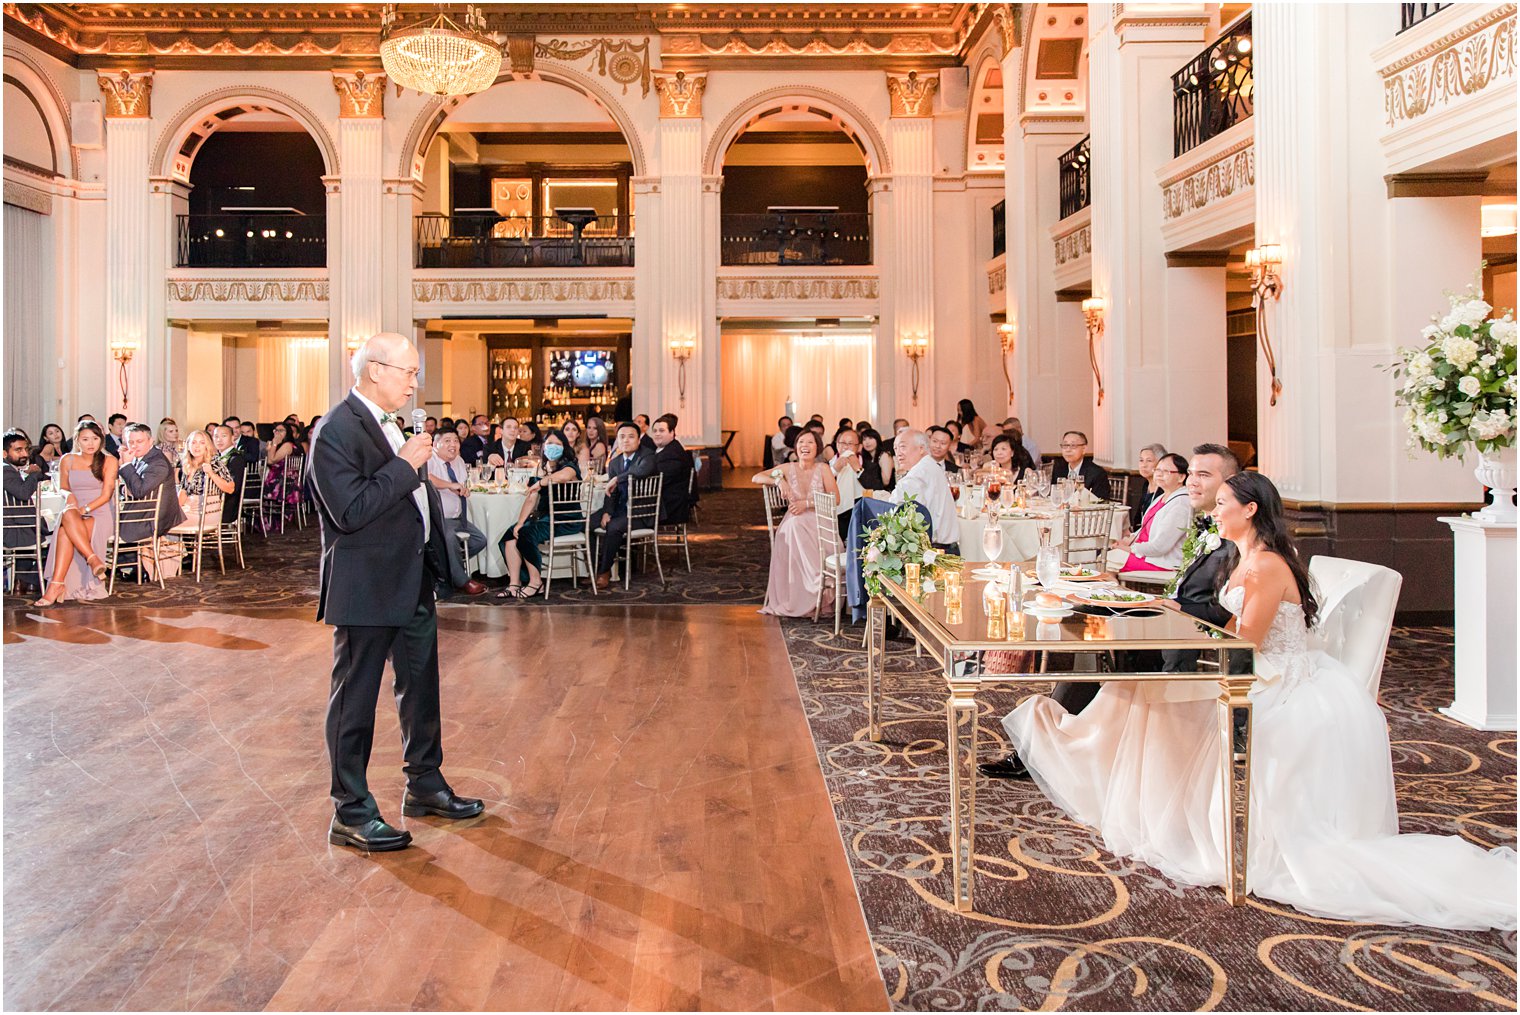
[982,520,1004,563]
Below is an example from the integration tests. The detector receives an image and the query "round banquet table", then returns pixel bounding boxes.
[464,485,605,579]
[957,507,1126,563]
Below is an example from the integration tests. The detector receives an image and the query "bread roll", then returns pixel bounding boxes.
[1035,591,1062,609]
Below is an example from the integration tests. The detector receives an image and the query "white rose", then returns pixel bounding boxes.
[1420,324,1442,341]
[1489,318,1516,347]
[1454,298,1492,329]
[1458,375,1483,397]
[1202,532,1222,552]
[1442,335,1480,370]
[1479,353,1498,370]
[922,549,938,566]
[1407,352,1434,378]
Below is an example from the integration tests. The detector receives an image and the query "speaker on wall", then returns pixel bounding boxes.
[71,101,103,149]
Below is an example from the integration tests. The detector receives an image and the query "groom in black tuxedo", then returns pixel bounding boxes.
[308,332,483,852]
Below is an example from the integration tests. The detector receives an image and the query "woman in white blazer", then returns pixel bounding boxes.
[1108,452,1191,572]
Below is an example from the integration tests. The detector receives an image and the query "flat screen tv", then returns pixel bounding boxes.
[549,349,615,390]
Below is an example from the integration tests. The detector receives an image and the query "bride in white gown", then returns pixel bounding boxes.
[1004,471,1516,930]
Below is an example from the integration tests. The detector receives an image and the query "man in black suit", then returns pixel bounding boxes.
[210,424,248,512]
[634,413,657,453]
[3,430,47,592]
[117,423,185,541]
[649,413,694,525]
[103,414,127,458]
[927,425,961,475]
[308,332,483,853]
[485,416,532,467]
[460,414,493,468]
[1049,430,1112,500]
[593,421,655,590]
[224,416,260,463]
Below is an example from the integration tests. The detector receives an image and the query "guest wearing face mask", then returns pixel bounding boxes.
[496,429,581,599]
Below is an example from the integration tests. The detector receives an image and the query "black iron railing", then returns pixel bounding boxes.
[1400,3,1451,31]
[991,200,1006,258]
[1058,135,1091,219]
[176,214,326,267]
[415,212,635,268]
[1172,13,1254,157]
[720,210,871,266]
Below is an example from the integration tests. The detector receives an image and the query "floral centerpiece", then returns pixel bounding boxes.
[1391,276,1517,521]
[862,496,964,597]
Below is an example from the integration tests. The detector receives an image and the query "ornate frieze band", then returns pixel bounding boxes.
[3,177,52,215]
[168,278,329,302]
[717,275,879,301]
[1053,223,1091,266]
[653,70,706,118]
[333,71,384,118]
[414,277,635,304]
[1161,139,1255,220]
[1380,4,1516,128]
[97,70,152,118]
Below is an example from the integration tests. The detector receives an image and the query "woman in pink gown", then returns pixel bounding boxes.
[35,421,118,607]
[755,430,839,618]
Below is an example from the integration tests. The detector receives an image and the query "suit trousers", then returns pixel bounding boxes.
[438,513,487,588]
[326,576,448,824]
[597,510,630,575]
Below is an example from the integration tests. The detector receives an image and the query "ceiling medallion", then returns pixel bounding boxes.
[379,4,502,97]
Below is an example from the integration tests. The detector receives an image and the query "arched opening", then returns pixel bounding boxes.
[172,105,328,268]
[967,59,1005,173]
[717,105,871,267]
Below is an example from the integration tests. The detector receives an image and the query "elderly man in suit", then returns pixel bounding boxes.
[1049,430,1112,500]
[308,332,483,853]
[117,423,185,541]
[593,420,655,591]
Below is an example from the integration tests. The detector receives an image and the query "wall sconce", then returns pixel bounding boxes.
[996,322,1016,406]
[901,332,929,406]
[109,336,139,410]
[1245,244,1284,406]
[345,334,363,354]
[668,336,696,406]
[1080,297,1106,406]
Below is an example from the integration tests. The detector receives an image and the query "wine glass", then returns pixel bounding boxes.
[982,518,1004,563]
[986,480,1002,507]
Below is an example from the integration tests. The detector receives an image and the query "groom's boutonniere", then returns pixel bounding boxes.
[1166,515,1220,597]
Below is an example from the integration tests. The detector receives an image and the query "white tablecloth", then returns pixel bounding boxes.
[958,509,1125,563]
[39,491,67,528]
[463,486,605,579]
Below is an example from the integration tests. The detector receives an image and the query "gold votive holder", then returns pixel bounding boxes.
[1007,611,1025,641]
[945,603,963,626]
[943,571,962,608]
[904,562,921,595]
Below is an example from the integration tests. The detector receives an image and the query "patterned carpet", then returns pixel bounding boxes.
[782,618,1518,1011]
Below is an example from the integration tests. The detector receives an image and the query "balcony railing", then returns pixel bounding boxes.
[415,212,634,269]
[1400,3,1451,31]
[1172,13,1254,157]
[175,214,326,268]
[1058,135,1091,219]
[991,200,1006,258]
[720,210,871,266]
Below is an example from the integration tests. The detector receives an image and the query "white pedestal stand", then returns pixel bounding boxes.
[1438,515,1517,731]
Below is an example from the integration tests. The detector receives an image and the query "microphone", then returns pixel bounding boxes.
[411,408,428,480]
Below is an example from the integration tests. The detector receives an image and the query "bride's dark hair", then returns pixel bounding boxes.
[1216,471,1319,629]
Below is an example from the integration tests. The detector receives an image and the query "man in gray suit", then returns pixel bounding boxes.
[117,422,184,541]
[4,430,47,593]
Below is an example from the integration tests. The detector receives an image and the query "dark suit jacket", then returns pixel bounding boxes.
[308,392,451,628]
[487,437,532,464]
[103,433,122,458]
[118,448,185,541]
[460,434,492,467]
[1174,541,1233,629]
[652,439,695,524]
[3,462,47,547]
[603,446,656,523]
[217,450,248,510]
[1051,457,1112,500]
[233,434,261,462]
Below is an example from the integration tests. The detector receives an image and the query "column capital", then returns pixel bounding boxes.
[991,2,1018,57]
[333,70,386,118]
[653,70,706,118]
[97,71,153,119]
[886,71,938,118]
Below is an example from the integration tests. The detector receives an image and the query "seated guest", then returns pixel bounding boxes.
[156,418,182,461]
[497,429,582,598]
[521,420,543,449]
[485,416,532,467]
[118,422,185,545]
[32,423,66,468]
[754,430,839,617]
[650,413,695,525]
[870,428,958,552]
[927,425,961,476]
[1050,430,1111,499]
[209,424,247,510]
[461,414,494,467]
[453,418,471,444]
[585,416,611,473]
[880,418,910,459]
[593,422,656,591]
[4,429,49,594]
[775,424,802,464]
[634,413,656,453]
[957,399,988,449]
[103,413,127,458]
[561,417,593,474]
[35,421,119,606]
[856,427,895,492]
[1108,452,1190,572]
[177,428,235,528]
[988,433,1037,481]
[828,427,864,542]
[766,415,794,469]
[259,422,305,526]
[423,416,438,436]
[1131,443,1168,529]
[804,419,827,456]
[234,420,263,462]
[947,419,974,458]
[424,431,487,598]
[1002,416,1041,464]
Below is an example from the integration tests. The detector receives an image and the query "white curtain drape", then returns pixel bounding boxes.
[254,336,328,422]
[4,202,54,431]
[720,331,874,467]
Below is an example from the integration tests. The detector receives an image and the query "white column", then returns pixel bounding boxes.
[631,176,661,424]
[331,119,383,403]
[103,117,151,421]
[1439,517,1517,730]
[1160,259,1229,451]
[886,117,935,421]
[654,117,708,441]
[323,176,346,406]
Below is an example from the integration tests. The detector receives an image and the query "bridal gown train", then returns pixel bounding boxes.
[1003,585,1517,930]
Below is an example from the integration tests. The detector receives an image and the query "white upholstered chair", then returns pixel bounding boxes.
[1308,555,1403,699]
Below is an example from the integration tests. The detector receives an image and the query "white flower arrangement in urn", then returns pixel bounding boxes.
[1392,277,1517,523]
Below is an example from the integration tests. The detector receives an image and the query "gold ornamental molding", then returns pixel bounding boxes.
[886,70,938,117]
[1161,138,1255,221]
[97,70,151,118]
[333,70,384,118]
[987,261,1006,296]
[1053,221,1092,267]
[167,277,329,303]
[413,277,635,305]
[991,2,1017,58]
[536,37,651,96]
[716,275,880,302]
[653,70,706,118]
[1380,3,1516,128]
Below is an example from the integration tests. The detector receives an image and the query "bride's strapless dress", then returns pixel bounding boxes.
[1003,586,1517,930]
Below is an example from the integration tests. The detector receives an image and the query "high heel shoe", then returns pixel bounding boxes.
[87,555,108,581]
[32,579,68,609]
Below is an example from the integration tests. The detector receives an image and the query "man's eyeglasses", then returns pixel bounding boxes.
[373,361,420,380]
[1059,442,1087,450]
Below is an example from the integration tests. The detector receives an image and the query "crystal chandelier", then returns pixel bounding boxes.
[379,4,502,97]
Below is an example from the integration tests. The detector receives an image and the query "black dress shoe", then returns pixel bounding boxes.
[402,788,485,819]
[329,816,412,851]
[978,755,1032,780]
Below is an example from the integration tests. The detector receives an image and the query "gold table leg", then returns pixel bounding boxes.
[947,675,979,913]
[867,598,886,742]
[1218,659,1253,905]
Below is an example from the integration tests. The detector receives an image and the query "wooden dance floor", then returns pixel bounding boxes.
[3,604,887,1011]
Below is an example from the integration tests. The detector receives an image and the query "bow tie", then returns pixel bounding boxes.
[1195,515,1213,532]
[379,412,400,427]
